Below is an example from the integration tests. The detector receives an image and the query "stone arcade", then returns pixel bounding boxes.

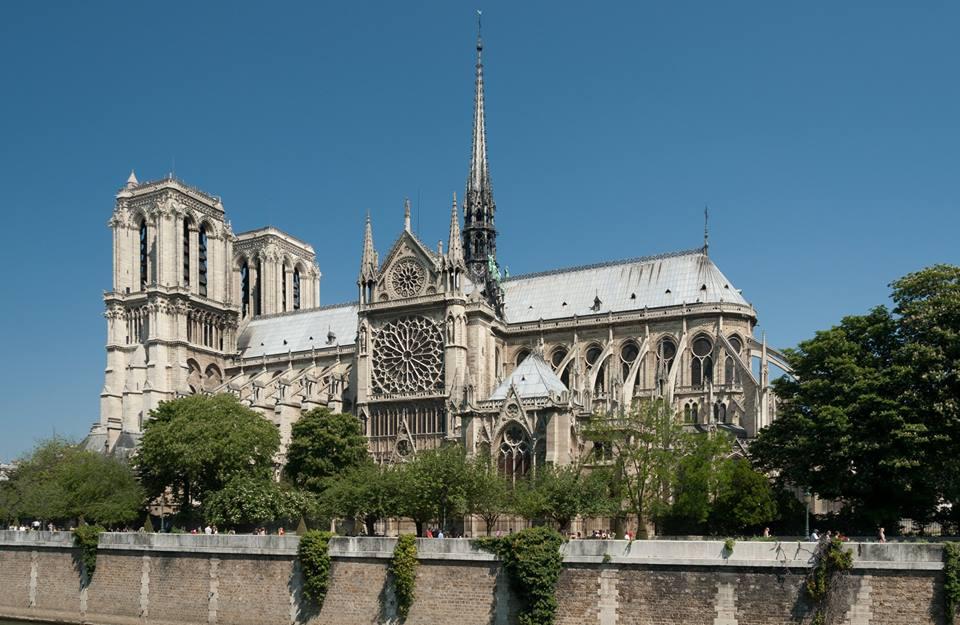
[87,29,791,470]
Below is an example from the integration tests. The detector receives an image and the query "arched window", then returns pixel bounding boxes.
[139,219,148,290]
[240,262,250,317]
[621,341,640,381]
[494,347,501,379]
[726,335,743,385]
[515,348,531,367]
[691,336,713,387]
[586,344,605,395]
[182,219,191,286]
[198,225,208,297]
[551,347,570,387]
[293,267,301,310]
[684,403,693,423]
[281,263,288,311]
[255,259,263,316]
[498,422,531,484]
[655,337,677,393]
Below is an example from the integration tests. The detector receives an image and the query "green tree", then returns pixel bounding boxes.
[513,464,610,533]
[658,433,731,534]
[135,394,280,521]
[709,458,777,535]
[585,400,692,537]
[320,461,396,535]
[750,306,937,529]
[465,457,511,535]
[6,438,144,525]
[394,445,470,535]
[202,475,316,529]
[285,408,369,492]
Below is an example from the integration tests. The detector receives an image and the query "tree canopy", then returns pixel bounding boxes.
[285,408,369,492]
[135,394,280,519]
[751,265,960,530]
[1,438,144,526]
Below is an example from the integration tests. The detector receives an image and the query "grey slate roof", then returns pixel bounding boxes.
[236,249,750,359]
[238,303,359,358]
[488,352,569,401]
[500,249,749,324]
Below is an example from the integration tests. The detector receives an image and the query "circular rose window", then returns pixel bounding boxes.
[372,316,444,395]
[390,258,425,298]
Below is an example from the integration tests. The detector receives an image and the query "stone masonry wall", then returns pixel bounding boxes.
[0,532,952,625]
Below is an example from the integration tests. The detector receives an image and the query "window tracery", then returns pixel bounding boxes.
[691,335,713,387]
[390,258,425,298]
[372,316,444,395]
[498,422,531,483]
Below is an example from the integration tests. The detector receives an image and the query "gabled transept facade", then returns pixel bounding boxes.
[87,28,791,471]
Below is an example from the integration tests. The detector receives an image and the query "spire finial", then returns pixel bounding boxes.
[359,211,377,284]
[703,205,709,255]
[126,170,138,188]
[403,198,411,232]
[476,10,483,51]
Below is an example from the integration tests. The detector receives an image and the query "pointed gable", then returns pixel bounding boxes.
[488,352,568,401]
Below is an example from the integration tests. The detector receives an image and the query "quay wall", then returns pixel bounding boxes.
[0,531,950,625]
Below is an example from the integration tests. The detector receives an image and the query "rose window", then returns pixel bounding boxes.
[390,259,426,298]
[372,316,444,395]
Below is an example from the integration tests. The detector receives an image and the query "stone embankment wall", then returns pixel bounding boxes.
[0,530,949,625]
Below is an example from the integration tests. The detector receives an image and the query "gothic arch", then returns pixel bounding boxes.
[495,420,532,483]
[690,333,714,387]
[204,364,223,391]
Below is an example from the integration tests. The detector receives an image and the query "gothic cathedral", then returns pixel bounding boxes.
[88,30,791,474]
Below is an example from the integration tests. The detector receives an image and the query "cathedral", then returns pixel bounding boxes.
[86,29,791,473]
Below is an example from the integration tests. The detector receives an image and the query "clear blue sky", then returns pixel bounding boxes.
[0,1,957,460]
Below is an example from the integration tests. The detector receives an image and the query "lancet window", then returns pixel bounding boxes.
[293,267,301,310]
[198,225,208,297]
[139,219,148,290]
[182,219,191,286]
[498,422,531,484]
[240,262,250,318]
[691,335,713,387]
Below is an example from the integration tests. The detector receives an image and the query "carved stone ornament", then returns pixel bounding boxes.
[389,258,426,298]
[372,316,443,395]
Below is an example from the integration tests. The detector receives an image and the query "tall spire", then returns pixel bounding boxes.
[448,192,465,266]
[463,11,498,282]
[403,198,412,233]
[359,212,377,283]
[703,205,710,255]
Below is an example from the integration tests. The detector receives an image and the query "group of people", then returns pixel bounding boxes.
[424,528,468,538]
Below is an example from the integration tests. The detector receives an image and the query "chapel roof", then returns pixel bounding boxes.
[488,352,568,401]
[499,249,750,324]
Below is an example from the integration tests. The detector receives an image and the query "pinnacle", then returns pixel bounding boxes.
[126,170,139,188]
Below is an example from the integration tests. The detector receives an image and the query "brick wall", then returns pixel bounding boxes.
[0,532,953,625]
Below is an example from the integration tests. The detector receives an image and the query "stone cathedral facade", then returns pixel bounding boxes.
[87,32,791,472]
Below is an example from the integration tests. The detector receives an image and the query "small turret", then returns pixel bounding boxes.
[447,192,465,267]
[126,170,138,188]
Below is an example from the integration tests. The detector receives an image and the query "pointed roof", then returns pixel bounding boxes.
[359,213,377,281]
[488,352,568,401]
[403,198,411,233]
[448,192,465,265]
[126,170,139,188]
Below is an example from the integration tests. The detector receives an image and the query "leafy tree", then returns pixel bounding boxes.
[135,394,279,521]
[5,438,144,525]
[394,445,470,535]
[465,457,511,535]
[750,306,937,529]
[585,400,692,537]
[320,461,397,535]
[202,475,316,528]
[658,433,731,534]
[709,458,777,534]
[285,408,369,492]
[513,464,610,533]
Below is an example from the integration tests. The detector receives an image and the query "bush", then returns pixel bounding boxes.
[72,524,104,581]
[945,542,960,625]
[476,527,565,625]
[298,530,334,605]
[723,538,736,555]
[805,538,853,624]
[390,534,418,620]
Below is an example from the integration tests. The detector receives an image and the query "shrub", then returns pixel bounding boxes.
[390,534,418,620]
[476,526,565,625]
[805,538,853,624]
[72,524,104,581]
[298,530,334,605]
[723,538,736,555]
[944,542,960,625]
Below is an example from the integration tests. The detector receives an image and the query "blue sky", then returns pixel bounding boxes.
[0,1,957,460]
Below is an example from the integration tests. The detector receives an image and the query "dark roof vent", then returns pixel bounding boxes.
[630,293,636,299]
[700,284,707,291]
[591,295,602,312]
[665,289,672,294]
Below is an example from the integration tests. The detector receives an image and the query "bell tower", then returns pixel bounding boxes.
[94,173,239,453]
